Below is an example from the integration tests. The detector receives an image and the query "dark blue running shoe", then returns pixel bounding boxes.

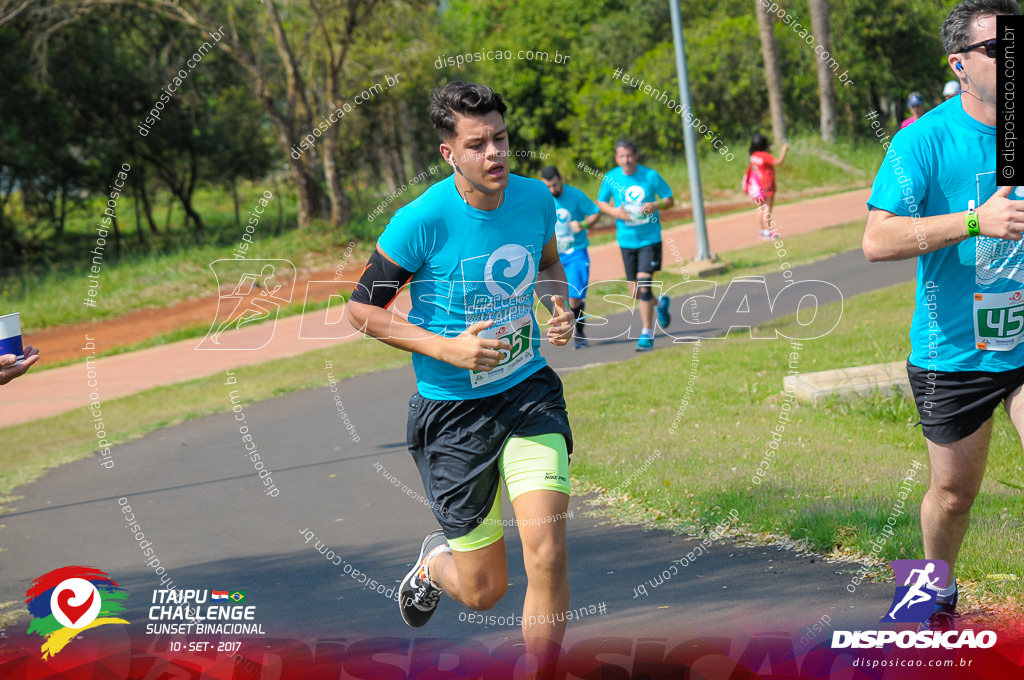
[919,589,958,632]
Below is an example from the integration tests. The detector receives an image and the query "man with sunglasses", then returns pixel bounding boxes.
[863,0,1022,632]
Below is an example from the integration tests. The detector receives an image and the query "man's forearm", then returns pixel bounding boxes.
[863,211,969,261]
[535,262,570,314]
[347,301,445,359]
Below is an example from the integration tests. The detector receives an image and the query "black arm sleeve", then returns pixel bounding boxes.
[349,248,415,308]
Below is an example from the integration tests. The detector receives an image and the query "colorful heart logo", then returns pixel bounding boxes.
[56,588,95,626]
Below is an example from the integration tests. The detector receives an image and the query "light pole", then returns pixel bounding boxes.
[669,0,713,261]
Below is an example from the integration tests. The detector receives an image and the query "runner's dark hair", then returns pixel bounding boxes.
[614,138,637,153]
[942,0,1021,55]
[429,81,507,141]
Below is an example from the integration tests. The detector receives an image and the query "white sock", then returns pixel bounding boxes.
[642,327,653,337]
[934,579,957,600]
[423,545,450,589]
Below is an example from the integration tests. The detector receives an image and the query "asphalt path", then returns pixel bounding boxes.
[0,249,916,654]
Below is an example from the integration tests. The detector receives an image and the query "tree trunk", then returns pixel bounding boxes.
[110,208,121,252]
[809,0,836,143]
[321,77,351,226]
[133,181,146,247]
[231,177,240,228]
[170,183,203,236]
[289,153,329,227]
[265,103,329,227]
[401,99,431,178]
[388,109,406,190]
[755,0,787,144]
[185,145,202,236]
[164,194,174,233]
[56,180,67,239]
[274,176,284,231]
[138,167,159,235]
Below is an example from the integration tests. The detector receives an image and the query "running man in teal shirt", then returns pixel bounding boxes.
[863,0,1024,632]
[348,81,575,677]
[596,139,674,351]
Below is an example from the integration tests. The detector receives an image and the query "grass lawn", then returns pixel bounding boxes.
[564,280,1024,613]
[30,217,867,374]
[566,133,877,209]
[578,218,865,321]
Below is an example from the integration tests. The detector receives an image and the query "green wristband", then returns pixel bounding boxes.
[966,211,980,237]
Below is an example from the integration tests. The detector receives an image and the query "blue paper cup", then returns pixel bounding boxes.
[0,312,24,360]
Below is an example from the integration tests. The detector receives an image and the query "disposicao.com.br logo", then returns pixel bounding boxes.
[831,559,996,650]
[25,566,129,659]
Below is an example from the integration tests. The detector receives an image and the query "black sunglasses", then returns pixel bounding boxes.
[960,38,998,58]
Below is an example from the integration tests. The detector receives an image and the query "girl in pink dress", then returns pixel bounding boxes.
[742,133,789,240]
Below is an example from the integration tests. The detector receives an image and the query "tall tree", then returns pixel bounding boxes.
[755,0,787,143]
[0,0,417,229]
[809,0,836,143]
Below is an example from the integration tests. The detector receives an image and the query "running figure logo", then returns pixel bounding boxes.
[882,559,950,622]
[197,259,296,350]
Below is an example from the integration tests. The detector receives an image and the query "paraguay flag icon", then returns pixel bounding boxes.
[25,566,129,659]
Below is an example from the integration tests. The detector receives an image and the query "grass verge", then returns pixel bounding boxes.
[2,225,865,499]
[564,280,1024,614]
[0,341,408,504]
[578,218,865,321]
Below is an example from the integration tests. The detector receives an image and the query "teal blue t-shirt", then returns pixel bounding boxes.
[597,165,672,249]
[377,174,556,400]
[868,95,1024,372]
[553,184,598,255]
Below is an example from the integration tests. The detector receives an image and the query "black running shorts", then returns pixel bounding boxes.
[621,242,663,281]
[406,365,573,541]
[906,359,1024,444]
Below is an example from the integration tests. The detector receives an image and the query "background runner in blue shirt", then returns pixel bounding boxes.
[596,139,674,351]
[541,165,599,349]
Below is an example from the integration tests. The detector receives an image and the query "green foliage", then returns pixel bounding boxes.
[1,0,961,273]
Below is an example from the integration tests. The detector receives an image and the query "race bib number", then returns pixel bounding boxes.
[974,290,1024,351]
[470,314,534,387]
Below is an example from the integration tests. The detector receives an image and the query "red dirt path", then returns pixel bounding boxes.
[25,196,791,364]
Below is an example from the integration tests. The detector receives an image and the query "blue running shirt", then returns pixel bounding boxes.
[868,95,1024,372]
[553,184,598,255]
[377,174,556,399]
[598,165,672,249]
